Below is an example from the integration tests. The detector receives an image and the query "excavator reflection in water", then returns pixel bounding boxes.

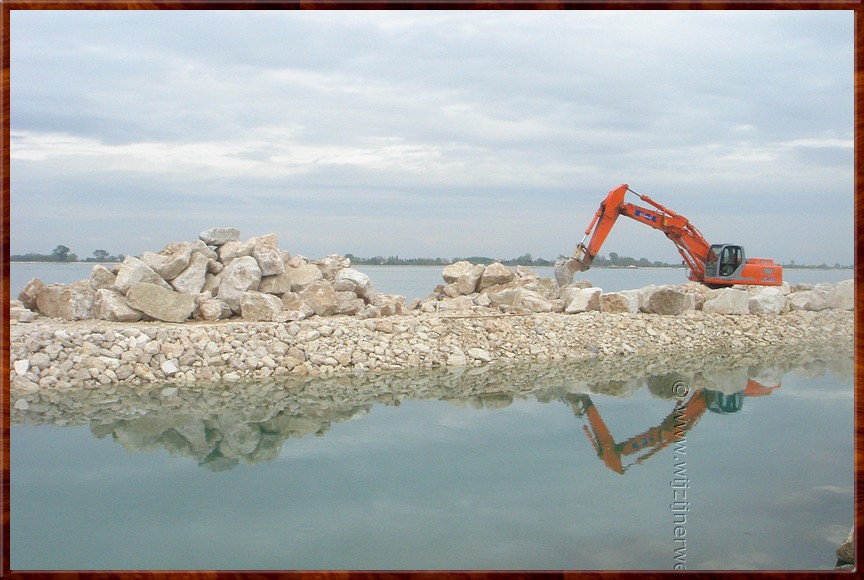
[566,378,780,474]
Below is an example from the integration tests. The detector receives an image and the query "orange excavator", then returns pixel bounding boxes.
[555,184,783,288]
[569,378,780,474]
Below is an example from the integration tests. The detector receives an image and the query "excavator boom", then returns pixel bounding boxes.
[557,184,782,287]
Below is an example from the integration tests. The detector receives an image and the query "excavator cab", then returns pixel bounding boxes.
[704,390,744,414]
[705,244,745,282]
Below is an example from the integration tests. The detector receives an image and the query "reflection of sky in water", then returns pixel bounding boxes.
[11,356,853,571]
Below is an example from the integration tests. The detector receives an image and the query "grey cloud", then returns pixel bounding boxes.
[10,10,853,264]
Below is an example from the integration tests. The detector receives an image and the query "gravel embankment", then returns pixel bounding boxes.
[9,307,854,396]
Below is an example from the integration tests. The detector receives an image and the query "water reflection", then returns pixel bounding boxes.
[569,377,779,475]
[11,343,852,472]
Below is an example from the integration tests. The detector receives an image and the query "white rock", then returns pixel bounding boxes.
[644,287,696,315]
[564,287,602,313]
[703,288,750,315]
[14,360,30,376]
[140,242,194,281]
[114,256,172,294]
[442,261,486,295]
[600,291,639,314]
[199,227,240,246]
[94,289,143,322]
[438,296,474,311]
[478,262,514,290]
[299,280,339,316]
[160,360,179,376]
[35,281,95,320]
[89,265,117,291]
[285,264,324,292]
[18,278,45,310]
[126,282,197,323]
[789,286,832,312]
[333,268,375,299]
[170,251,210,294]
[240,291,284,321]
[827,280,854,310]
[217,256,262,313]
[748,287,786,314]
[251,233,285,276]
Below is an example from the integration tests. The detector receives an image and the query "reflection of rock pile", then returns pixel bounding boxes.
[11,344,853,469]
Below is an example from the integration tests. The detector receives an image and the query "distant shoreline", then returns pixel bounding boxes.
[8,261,853,272]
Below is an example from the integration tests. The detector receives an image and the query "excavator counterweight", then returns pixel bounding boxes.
[556,184,782,288]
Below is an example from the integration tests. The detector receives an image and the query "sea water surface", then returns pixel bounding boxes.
[9,262,855,570]
[10,349,854,571]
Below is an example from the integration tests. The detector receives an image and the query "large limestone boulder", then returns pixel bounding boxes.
[748,287,786,314]
[35,281,95,320]
[513,288,554,313]
[600,291,639,314]
[334,291,365,315]
[199,227,240,247]
[114,256,172,294]
[285,263,323,292]
[240,291,284,321]
[190,239,219,261]
[703,288,750,314]
[827,280,854,310]
[250,234,285,277]
[315,255,351,281]
[202,273,222,296]
[520,277,561,300]
[483,284,521,308]
[644,287,696,316]
[197,298,232,321]
[442,261,486,295]
[438,295,474,312]
[258,272,294,295]
[333,268,374,300]
[89,265,117,291]
[18,278,44,310]
[564,287,602,313]
[126,282,197,323]
[217,256,262,313]
[478,262,514,291]
[281,292,314,319]
[788,285,832,312]
[170,251,210,294]
[217,239,253,266]
[299,280,339,316]
[140,242,192,281]
[94,289,143,322]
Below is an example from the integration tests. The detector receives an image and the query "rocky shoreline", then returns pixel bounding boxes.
[9,227,855,393]
[9,306,854,396]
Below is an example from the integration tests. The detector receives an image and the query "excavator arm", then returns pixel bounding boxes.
[558,184,711,282]
[555,184,782,287]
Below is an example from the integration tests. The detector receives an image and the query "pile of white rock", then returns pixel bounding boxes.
[11,229,854,326]
[15,228,405,324]
[416,259,853,316]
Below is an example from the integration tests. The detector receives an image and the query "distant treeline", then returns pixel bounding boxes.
[10,245,124,263]
[345,252,682,268]
[10,245,852,270]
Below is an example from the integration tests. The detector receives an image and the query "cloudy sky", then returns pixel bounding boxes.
[10,10,854,265]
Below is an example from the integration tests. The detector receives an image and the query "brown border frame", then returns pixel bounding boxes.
[1,3,860,578]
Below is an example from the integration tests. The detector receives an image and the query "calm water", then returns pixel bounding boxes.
[10,349,854,571]
[9,262,855,301]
